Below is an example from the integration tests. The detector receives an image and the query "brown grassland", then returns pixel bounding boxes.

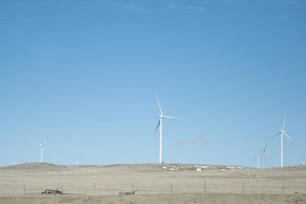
[0,163,305,203]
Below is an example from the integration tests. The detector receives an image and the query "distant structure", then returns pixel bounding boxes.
[254,148,266,168]
[253,155,261,168]
[40,141,46,163]
[155,97,176,164]
[259,147,266,168]
[274,113,292,167]
[75,158,79,165]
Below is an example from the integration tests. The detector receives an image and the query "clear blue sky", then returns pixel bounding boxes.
[0,0,305,167]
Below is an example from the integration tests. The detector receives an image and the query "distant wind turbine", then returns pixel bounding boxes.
[261,133,276,168]
[259,147,266,168]
[274,113,292,168]
[75,157,79,165]
[253,155,261,168]
[40,141,46,163]
[254,148,265,168]
[155,97,176,164]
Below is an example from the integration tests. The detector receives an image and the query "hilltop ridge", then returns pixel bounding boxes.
[0,162,67,171]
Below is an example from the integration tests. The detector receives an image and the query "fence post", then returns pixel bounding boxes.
[170,184,173,193]
[132,184,134,192]
[242,182,245,193]
[282,183,285,194]
[23,185,25,196]
[203,181,206,192]
[93,183,96,193]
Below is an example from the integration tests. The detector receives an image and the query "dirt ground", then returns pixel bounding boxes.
[1,193,306,204]
[0,163,306,203]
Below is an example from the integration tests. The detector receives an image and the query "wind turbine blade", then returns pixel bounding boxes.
[283,131,293,142]
[263,134,274,153]
[273,132,281,137]
[156,96,163,115]
[163,115,177,119]
[282,112,287,131]
[155,120,160,133]
[263,144,267,152]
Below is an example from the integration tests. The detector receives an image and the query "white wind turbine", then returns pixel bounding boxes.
[155,97,176,164]
[254,148,264,168]
[259,146,266,168]
[40,141,46,163]
[274,113,292,168]
[253,155,261,168]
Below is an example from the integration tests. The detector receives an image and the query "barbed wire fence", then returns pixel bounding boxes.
[0,180,305,196]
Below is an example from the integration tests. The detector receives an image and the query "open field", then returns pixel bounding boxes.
[0,163,306,203]
[1,193,306,204]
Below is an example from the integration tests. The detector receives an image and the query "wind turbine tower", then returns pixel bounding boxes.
[259,147,266,168]
[253,155,261,168]
[254,148,265,168]
[274,113,292,168]
[155,97,176,164]
[40,141,45,163]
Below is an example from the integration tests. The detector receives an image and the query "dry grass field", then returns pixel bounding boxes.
[0,163,306,203]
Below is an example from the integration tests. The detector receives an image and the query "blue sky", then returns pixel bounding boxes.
[0,0,305,167]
